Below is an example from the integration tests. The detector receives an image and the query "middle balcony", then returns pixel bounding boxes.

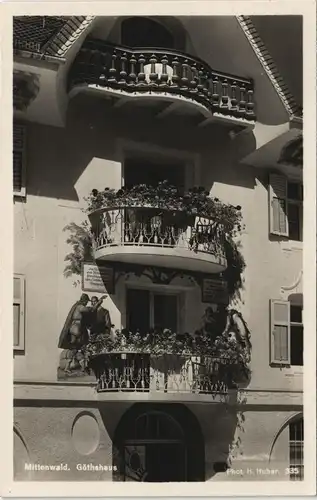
[88,184,233,274]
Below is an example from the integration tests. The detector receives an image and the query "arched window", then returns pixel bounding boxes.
[270,414,304,482]
[121,17,174,48]
[289,417,304,480]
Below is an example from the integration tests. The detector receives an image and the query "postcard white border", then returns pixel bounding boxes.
[1,0,316,497]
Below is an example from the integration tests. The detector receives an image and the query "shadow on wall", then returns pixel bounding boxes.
[188,392,247,481]
[25,93,258,201]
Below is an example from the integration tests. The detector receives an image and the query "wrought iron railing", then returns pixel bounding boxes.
[90,205,226,261]
[88,352,242,395]
[68,39,256,121]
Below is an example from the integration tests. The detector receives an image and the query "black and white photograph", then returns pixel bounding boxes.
[1,2,316,497]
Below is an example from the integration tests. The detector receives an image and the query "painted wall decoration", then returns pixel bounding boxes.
[57,293,112,380]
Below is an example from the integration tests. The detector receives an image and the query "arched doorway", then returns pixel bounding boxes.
[121,17,175,49]
[113,403,205,482]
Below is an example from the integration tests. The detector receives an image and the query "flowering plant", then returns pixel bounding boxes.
[85,181,243,236]
[85,308,251,383]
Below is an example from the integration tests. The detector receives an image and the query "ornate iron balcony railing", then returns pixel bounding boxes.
[88,352,245,395]
[90,205,227,263]
[68,39,256,122]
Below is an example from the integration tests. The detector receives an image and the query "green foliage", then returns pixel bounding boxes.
[63,221,94,277]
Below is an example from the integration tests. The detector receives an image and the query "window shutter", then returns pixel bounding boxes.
[13,123,26,196]
[13,274,25,350]
[270,299,290,365]
[269,173,288,237]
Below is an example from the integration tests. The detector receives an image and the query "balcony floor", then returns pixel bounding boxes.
[95,244,227,274]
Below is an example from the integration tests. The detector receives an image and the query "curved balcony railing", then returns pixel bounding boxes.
[88,352,244,396]
[68,39,256,122]
[89,205,227,271]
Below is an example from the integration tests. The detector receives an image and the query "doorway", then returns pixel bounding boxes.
[113,403,205,482]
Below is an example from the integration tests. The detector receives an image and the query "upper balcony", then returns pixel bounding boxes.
[89,205,227,274]
[68,38,256,130]
[87,183,240,275]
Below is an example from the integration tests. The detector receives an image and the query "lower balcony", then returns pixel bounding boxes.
[88,352,246,402]
[90,205,227,274]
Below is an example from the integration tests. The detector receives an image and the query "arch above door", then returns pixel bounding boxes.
[113,403,205,482]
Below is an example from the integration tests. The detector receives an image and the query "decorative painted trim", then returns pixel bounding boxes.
[236,16,302,121]
[45,16,96,57]
[280,270,303,296]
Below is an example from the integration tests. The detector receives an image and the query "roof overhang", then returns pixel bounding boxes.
[241,127,303,175]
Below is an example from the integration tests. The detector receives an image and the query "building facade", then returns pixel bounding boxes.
[13,15,304,482]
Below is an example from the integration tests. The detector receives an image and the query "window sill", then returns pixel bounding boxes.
[281,240,303,252]
[285,367,303,377]
[270,364,303,376]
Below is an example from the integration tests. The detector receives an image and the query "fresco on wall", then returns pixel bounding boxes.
[57,293,112,379]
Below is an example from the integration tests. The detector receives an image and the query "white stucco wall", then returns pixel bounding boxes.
[14,95,302,394]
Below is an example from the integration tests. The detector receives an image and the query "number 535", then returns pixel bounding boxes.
[285,467,299,475]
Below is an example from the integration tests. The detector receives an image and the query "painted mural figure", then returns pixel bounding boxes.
[58,293,107,376]
[89,295,113,338]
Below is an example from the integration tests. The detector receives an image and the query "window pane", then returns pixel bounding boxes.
[126,289,150,335]
[290,419,304,440]
[288,203,301,241]
[154,294,178,332]
[13,303,20,347]
[289,419,304,481]
[290,305,302,323]
[14,277,21,299]
[288,182,302,201]
[273,301,289,323]
[290,325,303,366]
[124,158,185,190]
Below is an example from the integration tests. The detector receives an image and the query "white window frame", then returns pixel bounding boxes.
[270,299,291,366]
[13,123,27,198]
[270,298,304,368]
[269,173,303,241]
[13,274,25,351]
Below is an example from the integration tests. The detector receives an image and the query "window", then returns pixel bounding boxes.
[124,157,185,191]
[269,174,303,241]
[270,297,303,366]
[13,123,27,197]
[13,274,25,350]
[289,418,304,481]
[126,288,179,334]
[121,17,174,49]
[290,303,303,366]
